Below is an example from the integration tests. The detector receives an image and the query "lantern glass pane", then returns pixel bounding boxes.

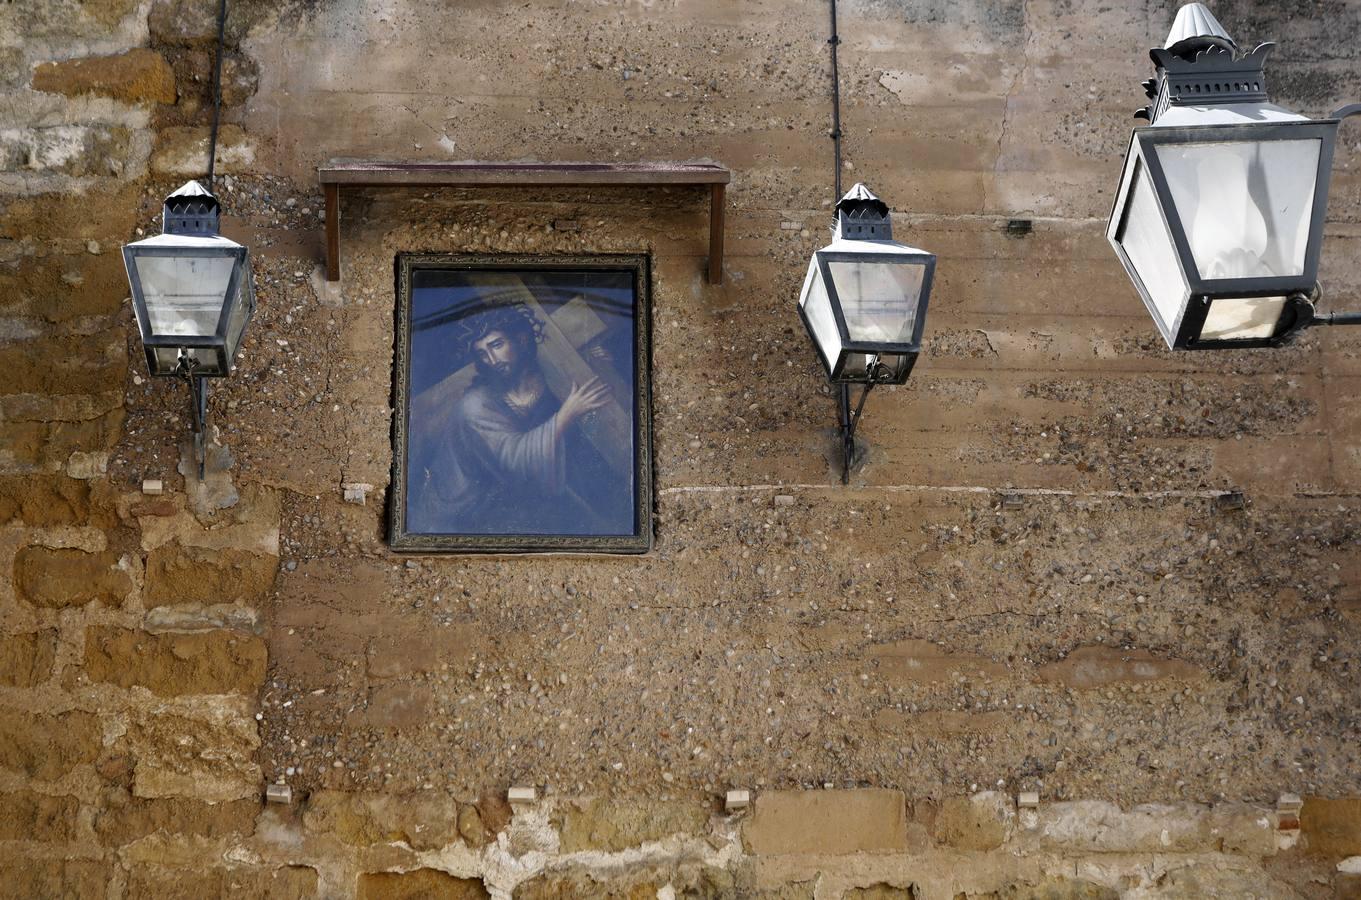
[1118,162,1187,330]
[1157,138,1320,280]
[223,261,254,362]
[800,262,842,366]
[826,260,925,344]
[1200,295,1288,341]
[133,254,235,338]
[151,347,222,374]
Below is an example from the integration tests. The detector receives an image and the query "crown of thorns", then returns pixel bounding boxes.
[453,301,545,355]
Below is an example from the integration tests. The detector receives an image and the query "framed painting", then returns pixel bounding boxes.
[390,253,653,553]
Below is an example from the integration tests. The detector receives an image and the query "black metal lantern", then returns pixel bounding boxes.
[1108,3,1361,349]
[123,181,255,475]
[798,184,935,385]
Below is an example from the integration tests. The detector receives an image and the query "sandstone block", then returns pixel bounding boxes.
[1036,801,1275,855]
[303,791,459,851]
[31,49,175,104]
[1302,798,1361,857]
[0,184,140,244]
[559,797,709,852]
[144,544,277,607]
[358,870,489,900]
[0,475,116,527]
[1,251,131,321]
[93,796,258,846]
[0,630,58,687]
[0,330,127,396]
[0,710,100,780]
[0,124,132,177]
[151,125,255,176]
[0,791,80,841]
[127,866,317,900]
[934,791,1016,851]
[457,804,488,846]
[125,702,260,801]
[0,860,109,900]
[514,866,736,899]
[14,546,130,608]
[224,867,319,899]
[744,789,907,856]
[844,887,913,900]
[84,627,267,696]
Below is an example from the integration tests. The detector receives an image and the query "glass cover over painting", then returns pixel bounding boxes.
[391,255,651,552]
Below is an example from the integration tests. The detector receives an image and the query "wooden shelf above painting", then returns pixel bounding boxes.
[317,160,732,285]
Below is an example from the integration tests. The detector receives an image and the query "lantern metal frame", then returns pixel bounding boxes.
[797,247,936,385]
[1108,3,1361,349]
[1108,118,1339,349]
[124,239,254,378]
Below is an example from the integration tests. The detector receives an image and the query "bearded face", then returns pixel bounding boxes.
[471,328,530,384]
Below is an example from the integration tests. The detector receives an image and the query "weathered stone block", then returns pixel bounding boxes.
[0,630,58,687]
[0,475,116,527]
[934,791,1016,851]
[94,796,258,846]
[0,859,109,899]
[0,791,80,841]
[844,887,914,900]
[224,867,320,899]
[31,49,175,104]
[0,252,131,321]
[0,710,100,780]
[1301,798,1361,857]
[0,184,140,244]
[123,701,261,801]
[84,627,267,696]
[127,866,317,900]
[357,870,489,900]
[1036,801,1275,855]
[744,789,908,855]
[0,330,126,396]
[0,125,132,177]
[559,797,709,852]
[515,866,736,899]
[14,546,131,608]
[151,125,255,176]
[144,544,277,607]
[302,791,459,850]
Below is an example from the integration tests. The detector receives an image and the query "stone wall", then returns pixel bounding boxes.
[2,0,1360,897]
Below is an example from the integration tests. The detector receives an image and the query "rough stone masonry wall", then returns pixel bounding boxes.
[2,0,1361,897]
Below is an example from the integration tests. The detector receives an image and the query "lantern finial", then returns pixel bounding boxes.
[1164,3,1236,58]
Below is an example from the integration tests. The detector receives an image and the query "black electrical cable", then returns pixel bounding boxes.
[206,0,228,191]
[828,0,843,201]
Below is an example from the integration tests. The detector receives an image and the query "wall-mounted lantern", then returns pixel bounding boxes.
[801,1,938,483]
[799,184,935,386]
[122,182,255,477]
[1107,2,1361,349]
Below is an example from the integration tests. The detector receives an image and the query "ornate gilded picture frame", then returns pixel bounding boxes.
[390,253,653,553]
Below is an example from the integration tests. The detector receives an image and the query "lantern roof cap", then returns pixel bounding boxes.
[1164,3,1236,57]
[126,232,243,251]
[819,235,930,257]
[1148,100,1313,128]
[835,183,889,218]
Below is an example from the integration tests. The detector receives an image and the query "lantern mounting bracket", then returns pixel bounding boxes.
[175,355,210,480]
[836,356,894,484]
